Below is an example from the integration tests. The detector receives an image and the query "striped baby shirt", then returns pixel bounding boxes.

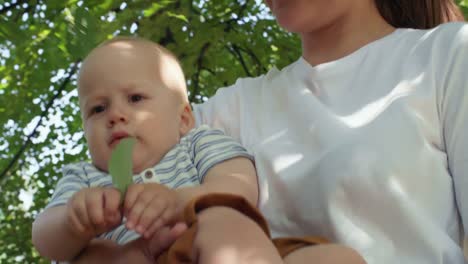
[45,125,253,244]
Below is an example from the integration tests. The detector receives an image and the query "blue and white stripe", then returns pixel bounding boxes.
[44,125,253,245]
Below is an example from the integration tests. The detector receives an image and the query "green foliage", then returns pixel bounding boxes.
[460,0,468,17]
[0,0,466,262]
[0,0,298,262]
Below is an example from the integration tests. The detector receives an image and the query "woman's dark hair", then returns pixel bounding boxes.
[375,0,465,29]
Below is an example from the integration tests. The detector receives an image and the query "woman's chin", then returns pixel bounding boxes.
[276,17,312,34]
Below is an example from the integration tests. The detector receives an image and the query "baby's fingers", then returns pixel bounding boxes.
[123,184,144,215]
[143,200,179,239]
[143,218,164,239]
[137,199,169,237]
[125,189,154,230]
[67,203,88,235]
[103,188,122,224]
[86,190,106,230]
[67,192,92,237]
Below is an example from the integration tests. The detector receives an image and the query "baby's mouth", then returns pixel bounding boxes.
[109,132,131,148]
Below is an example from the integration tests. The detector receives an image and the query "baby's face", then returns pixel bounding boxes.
[78,41,193,173]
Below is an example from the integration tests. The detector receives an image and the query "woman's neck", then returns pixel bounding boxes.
[301,4,395,66]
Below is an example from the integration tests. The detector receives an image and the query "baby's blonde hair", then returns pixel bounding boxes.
[79,36,189,104]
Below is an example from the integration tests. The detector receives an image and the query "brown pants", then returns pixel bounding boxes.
[156,193,328,263]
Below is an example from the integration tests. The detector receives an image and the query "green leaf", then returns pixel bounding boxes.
[109,137,135,198]
[143,3,164,17]
[167,12,189,23]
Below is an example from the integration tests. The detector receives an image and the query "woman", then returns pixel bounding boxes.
[72,0,467,263]
[192,0,467,263]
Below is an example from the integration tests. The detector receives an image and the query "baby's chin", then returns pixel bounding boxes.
[92,161,109,173]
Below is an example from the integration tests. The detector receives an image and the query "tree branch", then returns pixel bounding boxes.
[226,44,253,77]
[189,42,210,103]
[159,27,175,46]
[0,62,79,184]
[235,44,267,74]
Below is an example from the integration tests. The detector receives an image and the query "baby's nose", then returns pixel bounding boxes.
[107,107,128,127]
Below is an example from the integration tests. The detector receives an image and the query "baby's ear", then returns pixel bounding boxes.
[179,104,195,136]
[81,120,89,141]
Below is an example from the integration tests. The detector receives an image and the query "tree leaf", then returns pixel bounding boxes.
[109,137,135,198]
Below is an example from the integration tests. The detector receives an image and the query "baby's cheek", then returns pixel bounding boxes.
[90,148,109,172]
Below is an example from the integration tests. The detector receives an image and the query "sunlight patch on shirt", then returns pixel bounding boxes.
[273,153,304,173]
[339,74,423,128]
[387,176,407,197]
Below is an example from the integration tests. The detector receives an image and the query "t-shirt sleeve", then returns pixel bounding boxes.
[440,24,468,243]
[189,126,254,183]
[192,80,245,142]
[45,163,89,209]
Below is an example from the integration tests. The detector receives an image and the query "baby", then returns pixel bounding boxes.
[32,37,358,264]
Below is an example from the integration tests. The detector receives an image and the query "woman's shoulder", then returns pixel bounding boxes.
[430,21,468,34]
[425,22,468,42]
[192,59,300,130]
[388,22,468,63]
[428,22,468,58]
[210,59,300,98]
[402,22,468,46]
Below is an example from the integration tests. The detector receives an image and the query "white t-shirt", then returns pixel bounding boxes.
[193,22,468,264]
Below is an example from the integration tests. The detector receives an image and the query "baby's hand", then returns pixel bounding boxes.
[66,187,122,240]
[124,183,180,239]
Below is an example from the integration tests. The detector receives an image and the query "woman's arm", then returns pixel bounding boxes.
[440,25,468,253]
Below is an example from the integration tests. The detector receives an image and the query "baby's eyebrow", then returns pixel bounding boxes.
[121,83,145,93]
[82,95,107,109]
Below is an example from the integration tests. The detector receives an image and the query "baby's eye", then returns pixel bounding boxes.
[90,105,105,115]
[130,94,143,103]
